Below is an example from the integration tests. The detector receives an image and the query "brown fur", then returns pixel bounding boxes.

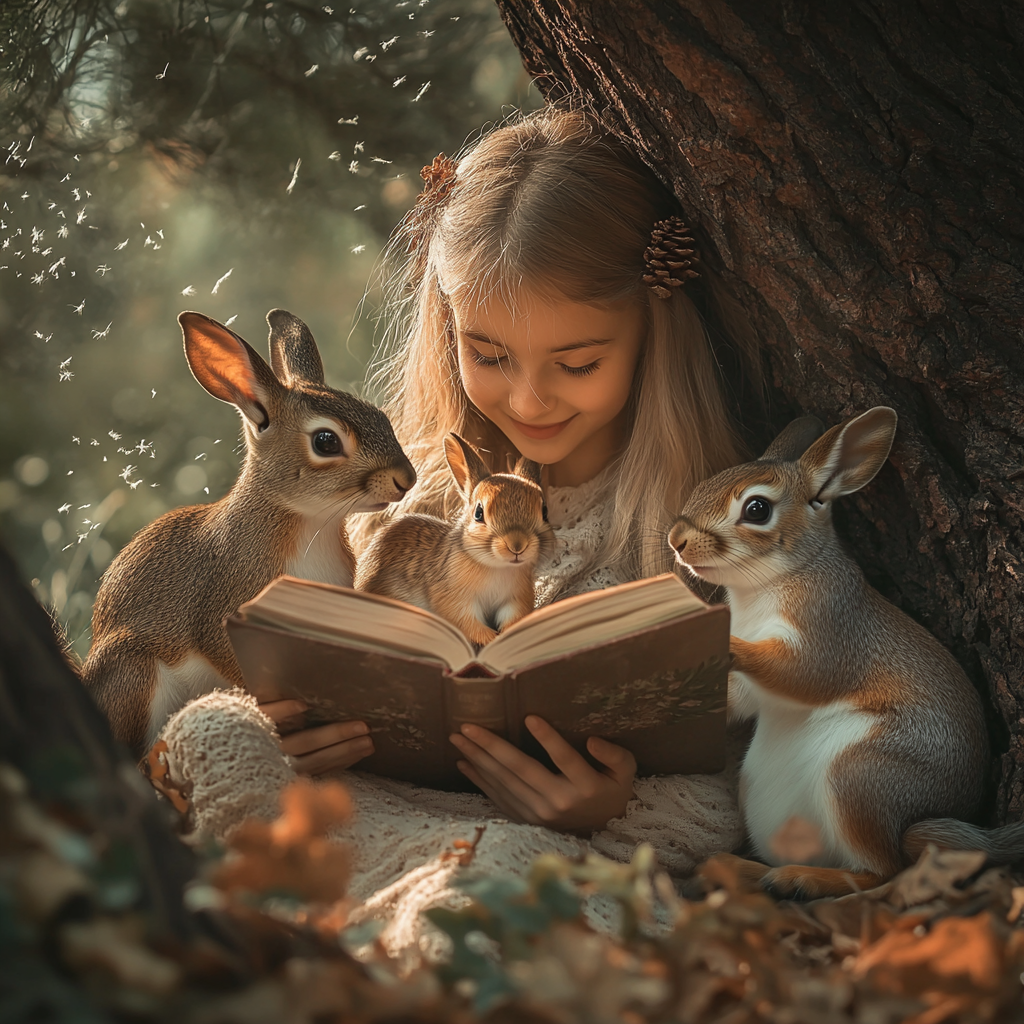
[82,309,416,756]
[669,409,1013,899]
[354,434,553,644]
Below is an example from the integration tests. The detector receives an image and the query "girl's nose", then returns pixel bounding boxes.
[507,371,552,420]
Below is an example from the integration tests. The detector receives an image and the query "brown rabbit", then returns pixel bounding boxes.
[82,309,416,757]
[354,433,553,645]
[669,407,1022,899]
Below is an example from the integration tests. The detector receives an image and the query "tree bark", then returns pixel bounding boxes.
[495,0,1024,820]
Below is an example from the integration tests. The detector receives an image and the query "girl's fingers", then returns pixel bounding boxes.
[456,723,560,791]
[450,731,556,818]
[455,760,536,823]
[586,735,638,785]
[292,735,375,776]
[280,720,370,758]
[523,715,599,784]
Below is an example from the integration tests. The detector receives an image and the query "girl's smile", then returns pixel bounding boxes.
[454,292,645,487]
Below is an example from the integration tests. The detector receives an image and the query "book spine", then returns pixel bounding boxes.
[443,675,509,738]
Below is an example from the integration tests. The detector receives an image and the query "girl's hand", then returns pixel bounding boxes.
[450,716,636,832]
[259,699,374,776]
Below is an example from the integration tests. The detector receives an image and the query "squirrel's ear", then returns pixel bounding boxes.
[760,415,825,462]
[801,407,897,502]
[267,308,325,386]
[512,456,543,487]
[444,433,490,495]
[180,312,278,431]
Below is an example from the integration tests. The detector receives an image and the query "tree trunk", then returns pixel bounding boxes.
[495,0,1024,820]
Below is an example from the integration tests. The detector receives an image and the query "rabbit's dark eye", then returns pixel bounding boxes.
[312,430,342,456]
[741,496,772,524]
[474,503,485,524]
[541,503,549,523]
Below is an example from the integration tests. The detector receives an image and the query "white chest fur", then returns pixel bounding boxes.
[284,515,353,587]
[472,570,528,630]
[147,653,228,749]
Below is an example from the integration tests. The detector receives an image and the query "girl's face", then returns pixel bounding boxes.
[453,291,645,487]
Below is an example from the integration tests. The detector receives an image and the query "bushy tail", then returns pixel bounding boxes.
[904,818,1024,865]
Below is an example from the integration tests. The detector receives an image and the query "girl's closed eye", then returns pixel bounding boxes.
[560,360,600,377]
[469,348,503,368]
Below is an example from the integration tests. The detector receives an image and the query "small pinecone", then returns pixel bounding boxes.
[643,216,700,299]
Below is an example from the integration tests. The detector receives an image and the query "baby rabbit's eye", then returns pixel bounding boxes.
[741,496,772,524]
[312,429,343,456]
[474,503,485,523]
[542,503,549,522]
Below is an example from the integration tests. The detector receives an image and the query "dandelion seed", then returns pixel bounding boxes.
[59,357,73,370]
[31,227,44,243]
[450,14,459,19]
[49,256,66,276]
[58,503,72,513]
[76,532,88,543]
[203,487,209,494]
[214,439,222,444]
[115,239,128,250]
[119,465,136,482]
[181,285,196,296]
[62,542,74,551]
[96,264,111,275]
[156,62,169,79]
[20,193,29,200]
[354,204,366,211]
[90,438,99,445]
[72,436,80,444]
[354,141,365,153]
[371,156,393,164]
[67,470,74,476]
[47,201,56,211]
[56,210,65,219]
[380,36,399,50]
[194,453,207,461]
[392,76,406,87]
[31,272,44,284]
[59,370,74,381]
[418,29,434,37]
[412,81,431,101]
[150,482,159,487]
[34,331,44,339]
[70,300,85,314]
[338,115,359,124]
[77,207,88,224]
[348,160,359,173]
[60,172,70,182]
[102,456,107,462]
[156,229,164,239]
[323,4,333,11]
[129,479,143,489]
[144,235,154,246]
[304,64,319,77]
[151,389,156,398]
[109,430,121,440]
[86,190,91,198]
[351,244,366,254]
[353,47,369,60]
[211,268,234,294]
[286,159,301,194]
[92,322,112,339]
[72,188,81,201]
[328,151,341,161]
[224,315,238,326]
[152,243,161,250]
[74,154,80,162]
[58,225,68,238]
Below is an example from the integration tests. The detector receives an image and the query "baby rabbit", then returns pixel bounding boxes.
[354,433,553,645]
[670,407,1022,898]
[83,309,416,757]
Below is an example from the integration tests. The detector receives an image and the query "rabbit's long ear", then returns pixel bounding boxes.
[180,312,279,430]
[444,433,491,495]
[267,308,325,386]
[760,415,824,462]
[801,407,897,503]
[512,456,543,487]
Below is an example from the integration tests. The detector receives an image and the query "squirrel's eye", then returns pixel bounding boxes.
[312,429,342,456]
[541,503,549,523]
[473,503,485,523]
[741,496,772,524]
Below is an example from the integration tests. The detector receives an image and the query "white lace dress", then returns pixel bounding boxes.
[159,476,743,960]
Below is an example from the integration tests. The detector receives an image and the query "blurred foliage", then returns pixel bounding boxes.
[0,0,539,658]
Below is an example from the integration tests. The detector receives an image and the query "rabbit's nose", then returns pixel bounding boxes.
[392,477,410,496]
[673,538,687,553]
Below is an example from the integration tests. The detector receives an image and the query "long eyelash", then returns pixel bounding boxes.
[470,350,502,368]
[561,361,600,377]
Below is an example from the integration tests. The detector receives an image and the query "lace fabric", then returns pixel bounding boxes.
[158,476,743,958]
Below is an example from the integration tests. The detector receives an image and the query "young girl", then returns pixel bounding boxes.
[159,106,758,944]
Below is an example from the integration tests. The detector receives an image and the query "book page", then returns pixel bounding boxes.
[239,577,476,670]
[477,574,706,674]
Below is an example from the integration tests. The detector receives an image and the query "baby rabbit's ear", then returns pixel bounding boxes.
[801,406,898,503]
[180,312,279,431]
[444,433,491,495]
[512,456,543,487]
[759,415,824,462]
[267,308,325,386]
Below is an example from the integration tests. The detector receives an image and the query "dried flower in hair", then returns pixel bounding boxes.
[406,153,458,263]
[643,216,700,299]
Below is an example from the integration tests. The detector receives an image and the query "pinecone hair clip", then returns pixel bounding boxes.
[643,216,700,299]
[406,153,458,259]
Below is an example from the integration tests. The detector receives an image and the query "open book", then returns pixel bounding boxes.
[226,573,730,790]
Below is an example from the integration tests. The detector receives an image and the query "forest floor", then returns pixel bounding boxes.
[6,769,1024,1024]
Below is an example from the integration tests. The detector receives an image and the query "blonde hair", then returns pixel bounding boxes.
[370,107,760,593]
